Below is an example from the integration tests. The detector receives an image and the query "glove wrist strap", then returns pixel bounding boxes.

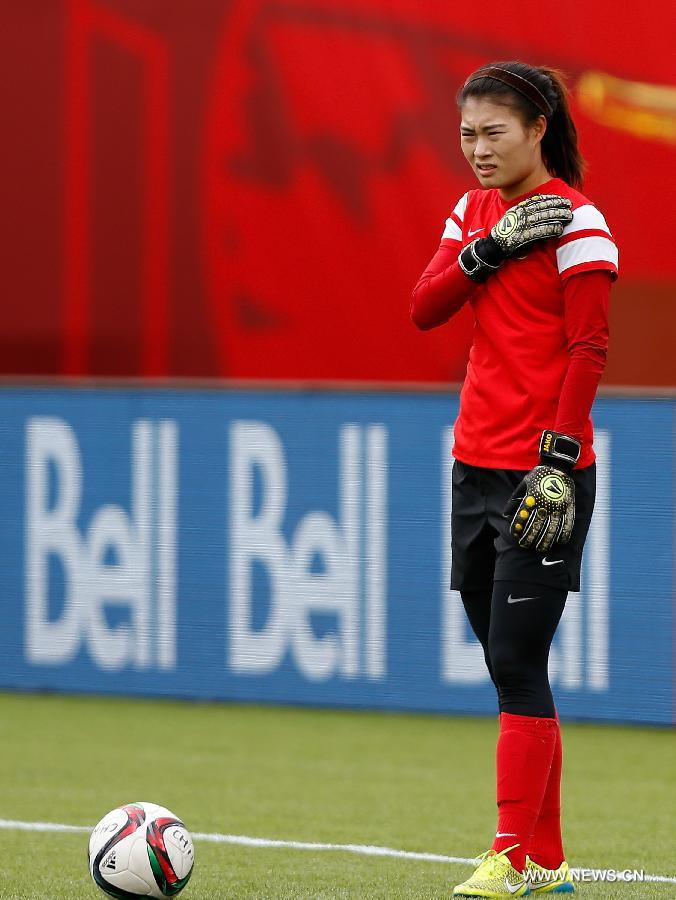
[539,429,581,472]
[458,237,503,283]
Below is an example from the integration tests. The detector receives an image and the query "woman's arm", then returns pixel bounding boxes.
[410,241,478,330]
[555,270,612,439]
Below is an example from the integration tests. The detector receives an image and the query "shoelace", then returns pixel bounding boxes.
[471,844,522,876]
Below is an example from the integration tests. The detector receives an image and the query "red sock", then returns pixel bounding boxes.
[529,714,565,869]
[491,712,557,872]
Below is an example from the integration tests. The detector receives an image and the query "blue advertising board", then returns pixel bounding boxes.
[0,388,673,724]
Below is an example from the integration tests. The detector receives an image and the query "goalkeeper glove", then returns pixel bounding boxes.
[459,194,573,283]
[504,430,581,551]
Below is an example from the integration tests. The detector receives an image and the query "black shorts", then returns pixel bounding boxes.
[450,459,596,593]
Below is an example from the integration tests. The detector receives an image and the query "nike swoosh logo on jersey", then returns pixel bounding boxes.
[495,832,517,838]
[468,227,483,236]
[542,557,564,566]
[507,595,538,603]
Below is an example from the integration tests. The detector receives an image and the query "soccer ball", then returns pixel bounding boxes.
[89,801,194,898]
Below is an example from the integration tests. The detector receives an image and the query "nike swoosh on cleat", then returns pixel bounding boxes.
[505,880,527,894]
[507,595,538,604]
[542,557,563,566]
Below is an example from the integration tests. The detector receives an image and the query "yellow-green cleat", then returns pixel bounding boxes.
[453,845,530,897]
[526,858,575,893]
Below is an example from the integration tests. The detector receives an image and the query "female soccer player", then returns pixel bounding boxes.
[411,62,618,898]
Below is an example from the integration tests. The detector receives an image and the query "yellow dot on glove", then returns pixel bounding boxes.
[519,509,529,520]
[515,523,523,532]
[525,496,536,508]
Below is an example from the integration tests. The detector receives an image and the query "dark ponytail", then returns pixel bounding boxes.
[458,61,585,188]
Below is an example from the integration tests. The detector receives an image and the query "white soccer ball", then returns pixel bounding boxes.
[88,801,194,898]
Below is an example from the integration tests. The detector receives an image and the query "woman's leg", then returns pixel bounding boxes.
[459,588,495,685]
[486,580,567,873]
[487,581,566,718]
[529,712,566,871]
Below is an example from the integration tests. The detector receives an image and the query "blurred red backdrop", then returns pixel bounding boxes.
[2,0,674,383]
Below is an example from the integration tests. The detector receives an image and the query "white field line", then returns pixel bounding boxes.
[1,818,675,885]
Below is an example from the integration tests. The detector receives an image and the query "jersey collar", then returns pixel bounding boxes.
[497,176,563,210]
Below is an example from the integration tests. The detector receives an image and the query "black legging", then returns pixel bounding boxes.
[461,581,567,718]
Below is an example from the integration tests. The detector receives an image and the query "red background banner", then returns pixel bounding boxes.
[3,1,674,383]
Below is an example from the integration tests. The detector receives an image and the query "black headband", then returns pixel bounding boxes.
[464,66,553,118]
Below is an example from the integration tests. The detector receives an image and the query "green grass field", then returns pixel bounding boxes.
[1,693,674,899]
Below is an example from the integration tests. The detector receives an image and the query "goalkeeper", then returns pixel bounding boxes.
[411,61,618,898]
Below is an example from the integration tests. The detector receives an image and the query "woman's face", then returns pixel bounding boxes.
[460,97,546,195]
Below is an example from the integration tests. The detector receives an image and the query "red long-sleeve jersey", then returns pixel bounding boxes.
[411,177,618,470]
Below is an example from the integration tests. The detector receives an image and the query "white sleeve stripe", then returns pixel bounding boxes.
[452,192,469,221]
[561,204,611,237]
[442,218,463,241]
[557,235,619,273]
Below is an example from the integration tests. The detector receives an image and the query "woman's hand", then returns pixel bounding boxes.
[491,194,573,255]
[459,194,573,283]
[504,465,576,551]
[503,429,581,551]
